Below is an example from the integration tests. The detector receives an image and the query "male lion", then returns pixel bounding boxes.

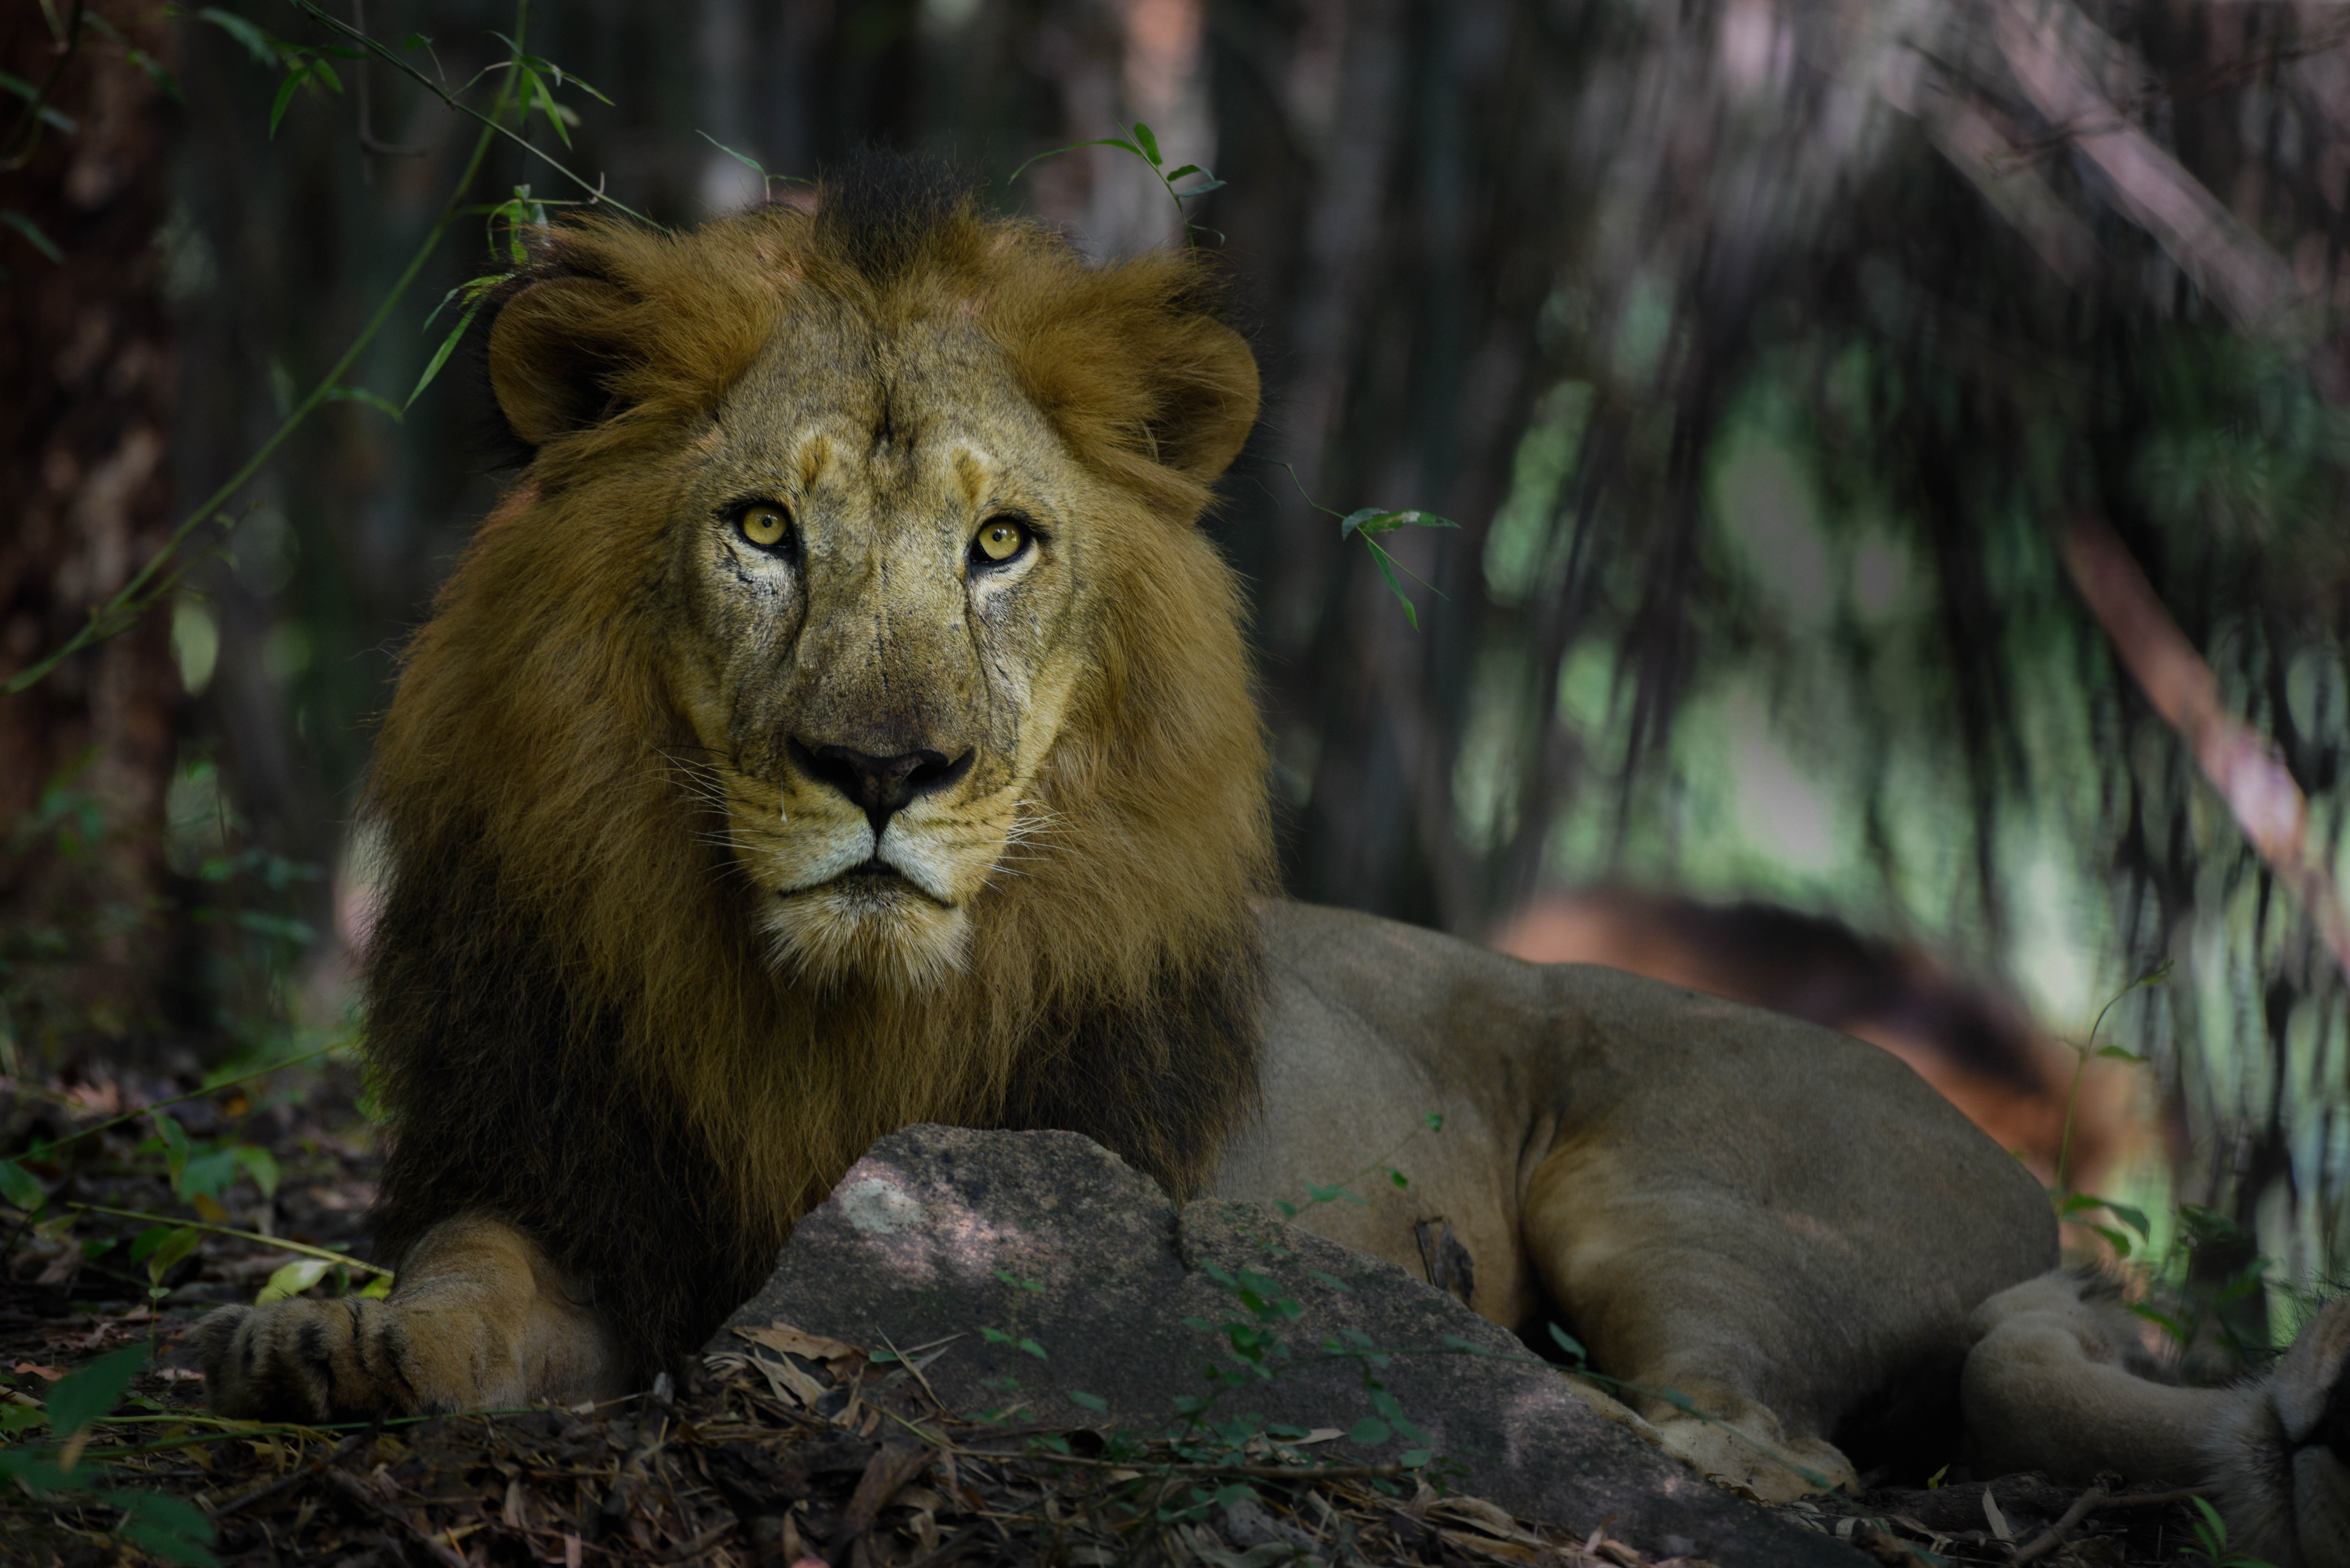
[195,164,2346,1565]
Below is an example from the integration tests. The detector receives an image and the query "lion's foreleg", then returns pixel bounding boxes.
[1964,1274,2348,1568]
[194,1215,626,1421]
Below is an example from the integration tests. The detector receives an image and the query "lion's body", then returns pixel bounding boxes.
[195,164,2347,1568]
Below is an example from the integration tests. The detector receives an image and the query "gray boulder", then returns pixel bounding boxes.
[709,1124,1861,1567]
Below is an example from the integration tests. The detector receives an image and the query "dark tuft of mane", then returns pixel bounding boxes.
[813,147,974,281]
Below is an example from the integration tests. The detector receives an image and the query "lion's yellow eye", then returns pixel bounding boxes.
[740,506,791,549]
[975,518,1028,564]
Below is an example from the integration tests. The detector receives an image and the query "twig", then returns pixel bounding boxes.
[284,0,652,227]
[0,0,85,170]
[970,1446,1412,1483]
[63,1201,395,1276]
[12,1039,343,1159]
[2010,1485,2103,1564]
[2061,515,2350,983]
[208,1427,377,1518]
[4,3,528,695]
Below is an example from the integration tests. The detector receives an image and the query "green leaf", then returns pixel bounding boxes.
[0,1157,44,1213]
[266,66,303,136]
[1548,1323,1587,1363]
[696,130,769,181]
[324,385,404,423]
[153,1111,192,1188]
[1174,177,1227,198]
[1066,1389,1107,1412]
[1422,1111,1443,1131]
[2093,1044,2148,1062]
[144,1225,201,1289]
[110,1489,220,1567]
[1400,1447,1432,1467]
[254,1257,332,1305]
[1131,121,1162,165]
[1165,163,1202,182]
[44,1344,148,1437]
[119,46,185,102]
[357,1271,393,1299]
[406,297,488,410]
[1338,507,1384,539]
[1388,1170,1407,1189]
[2,210,63,264]
[0,73,74,131]
[1018,1338,1046,1360]
[0,1402,46,1435]
[232,1145,281,1199]
[198,8,284,67]
[1347,1418,1390,1446]
[1366,544,1419,629]
[176,1148,241,1201]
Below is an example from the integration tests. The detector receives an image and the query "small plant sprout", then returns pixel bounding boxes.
[2049,961,2168,1258]
[1275,1110,1443,1217]
[1010,120,1226,241]
[2179,1493,2278,1568]
[1278,465,1459,629]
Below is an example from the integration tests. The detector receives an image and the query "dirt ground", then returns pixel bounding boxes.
[0,1065,2213,1568]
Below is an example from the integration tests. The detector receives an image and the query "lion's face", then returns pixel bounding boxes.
[447,197,1264,1015]
[664,316,1094,991]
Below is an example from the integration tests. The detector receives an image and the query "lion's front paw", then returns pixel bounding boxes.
[194,1297,425,1422]
[2203,1296,2350,1568]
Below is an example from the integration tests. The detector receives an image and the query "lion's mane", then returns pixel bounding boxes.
[360,162,1272,1378]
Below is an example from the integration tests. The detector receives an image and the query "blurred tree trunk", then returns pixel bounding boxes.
[0,3,188,1067]
[1206,0,1570,933]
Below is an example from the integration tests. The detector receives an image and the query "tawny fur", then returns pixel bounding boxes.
[192,169,2346,1568]
[359,169,1268,1381]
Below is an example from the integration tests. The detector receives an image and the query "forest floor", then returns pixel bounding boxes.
[0,1062,2214,1568]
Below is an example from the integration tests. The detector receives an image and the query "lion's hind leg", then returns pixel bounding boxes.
[1964,1272,2348,1568]
[2198,1294,2348,1568]
[194,1215,625,1421]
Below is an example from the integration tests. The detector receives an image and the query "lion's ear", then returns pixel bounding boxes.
[1140,315,1260,487]
[485,275,637,448]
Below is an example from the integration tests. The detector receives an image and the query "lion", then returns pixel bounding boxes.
[193,161,2346,1567]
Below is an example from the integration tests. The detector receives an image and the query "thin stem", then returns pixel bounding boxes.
[284,0,654,227]
[5,3,529,695]
[64,1202,394,1276]
[12,1040,343,1159]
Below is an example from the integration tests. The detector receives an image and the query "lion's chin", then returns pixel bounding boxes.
[757,875,970,995]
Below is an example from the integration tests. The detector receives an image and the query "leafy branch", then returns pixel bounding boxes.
[4,0,631,696]
[1010,118,1225,240]
[1279,464,1459,629]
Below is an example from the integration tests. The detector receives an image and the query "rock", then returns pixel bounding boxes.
[709,1125,1864,1568]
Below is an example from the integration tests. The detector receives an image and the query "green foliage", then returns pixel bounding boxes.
[1279,465,1458,629]
[0,1346,220,1566]
[1011,119,1226,240]
[2178,1493,2276,1568]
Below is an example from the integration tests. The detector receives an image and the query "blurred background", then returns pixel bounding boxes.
[4,0,2346,1344]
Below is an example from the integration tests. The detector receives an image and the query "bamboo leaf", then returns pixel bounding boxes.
[0,210,61,264]
[1131,121,1162,165]
[696,130,768,180]
[266,65,304,136]
[198,8,284,67]
[406,297,487,409]
[324,385,404,422]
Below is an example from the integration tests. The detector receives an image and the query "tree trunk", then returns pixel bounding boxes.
[0,3,186,1069]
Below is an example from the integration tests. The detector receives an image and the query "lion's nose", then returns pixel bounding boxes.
[788,740,973,836]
